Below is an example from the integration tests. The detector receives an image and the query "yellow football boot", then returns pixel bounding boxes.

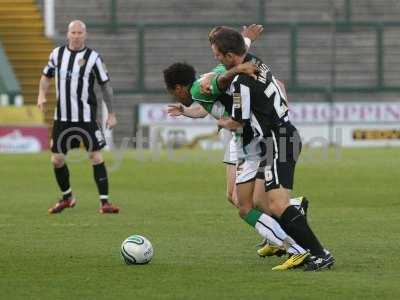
[257,244,286,257]
[272,252,310,271]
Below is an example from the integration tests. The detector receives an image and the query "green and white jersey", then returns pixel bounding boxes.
[190,64,229,119]
[189,64,242,164]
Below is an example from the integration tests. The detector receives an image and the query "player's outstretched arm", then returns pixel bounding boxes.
[167,103,208,118]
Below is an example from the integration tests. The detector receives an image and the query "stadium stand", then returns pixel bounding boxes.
[0,0,55,122]
[3,0,397,145]
[351,0,400,21]
[0,40,22,105]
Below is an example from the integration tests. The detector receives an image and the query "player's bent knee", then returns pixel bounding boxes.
[265,187,290,217]
[268,197,289,217]
[51,154,65,168]
[252,196,263,209]
[238,204,252,218]
[89,152,104,165]
[238,209,250,218]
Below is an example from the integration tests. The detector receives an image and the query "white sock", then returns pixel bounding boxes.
[289,197,303,207]
[254,213,306,254]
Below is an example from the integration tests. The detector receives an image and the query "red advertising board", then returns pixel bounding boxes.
[0,126,49,153]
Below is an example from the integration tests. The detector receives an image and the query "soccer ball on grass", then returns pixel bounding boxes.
[121,235,153,265]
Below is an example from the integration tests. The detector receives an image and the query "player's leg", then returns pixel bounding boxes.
[48,121,77,214]
[235,158,259,218]
[262,127,333,270]
[265,186,333,270]
[48,152,77,213]
[225,163,239,208]
[224,132,307,214]
[236,180,255,218]
[223,132,239,207]
[267,187,334,270]
[89,150,108,203]
[264,139,323,254]
[252,168,311,270]
[223,133,308,213]
[83,121,119,213]
[240,182,309,271]
[88,151,119,214]
[255,194,309,258]
[290,196,309,217]
[252,179,308,268]
[51,153,71,199]
[236,160,306,259]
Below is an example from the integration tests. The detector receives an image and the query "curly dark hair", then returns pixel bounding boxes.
[163,62,196,90]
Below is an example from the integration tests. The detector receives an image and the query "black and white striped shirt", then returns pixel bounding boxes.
[43,46,109,122]
[230,53,290,147]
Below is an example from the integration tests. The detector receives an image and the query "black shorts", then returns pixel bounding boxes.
[51,121,106,154]
[256,124,302,191]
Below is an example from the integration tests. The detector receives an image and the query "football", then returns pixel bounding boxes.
[121,235,154,265]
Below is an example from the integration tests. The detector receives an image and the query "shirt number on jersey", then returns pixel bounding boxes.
[264,82,288,118]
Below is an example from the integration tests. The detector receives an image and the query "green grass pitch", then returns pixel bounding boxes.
[0,148,399,299]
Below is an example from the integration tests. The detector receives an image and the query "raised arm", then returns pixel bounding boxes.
[241,24,264,50]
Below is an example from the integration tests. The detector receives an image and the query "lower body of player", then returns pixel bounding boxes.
[47,121,119,214]
[222,135,310,270]
[235,157,310,271]
[222,131,309,261]
[253,123,334,271]
[224,132,308,212]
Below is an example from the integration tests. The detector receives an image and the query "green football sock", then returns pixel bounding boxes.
[243,209,262,227]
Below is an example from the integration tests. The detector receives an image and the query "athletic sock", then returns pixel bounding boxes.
[62,188,73,201]
[289,196,302,209]
[279,206,325,256]
[93,162,109,204]
[243,209,306,254]
[100,196,109,205]
[54,164,72,200]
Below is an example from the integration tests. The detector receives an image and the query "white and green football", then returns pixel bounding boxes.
[121,235,153,265]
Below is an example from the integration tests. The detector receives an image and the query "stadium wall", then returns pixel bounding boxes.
[35,0,400,147]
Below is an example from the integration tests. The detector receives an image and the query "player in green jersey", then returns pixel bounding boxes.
[167,25,262,208]
[210,27,334,270]
[165,61,256,208]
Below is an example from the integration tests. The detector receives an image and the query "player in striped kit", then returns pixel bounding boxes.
[37,20,119,214]
[211,28,334,271]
